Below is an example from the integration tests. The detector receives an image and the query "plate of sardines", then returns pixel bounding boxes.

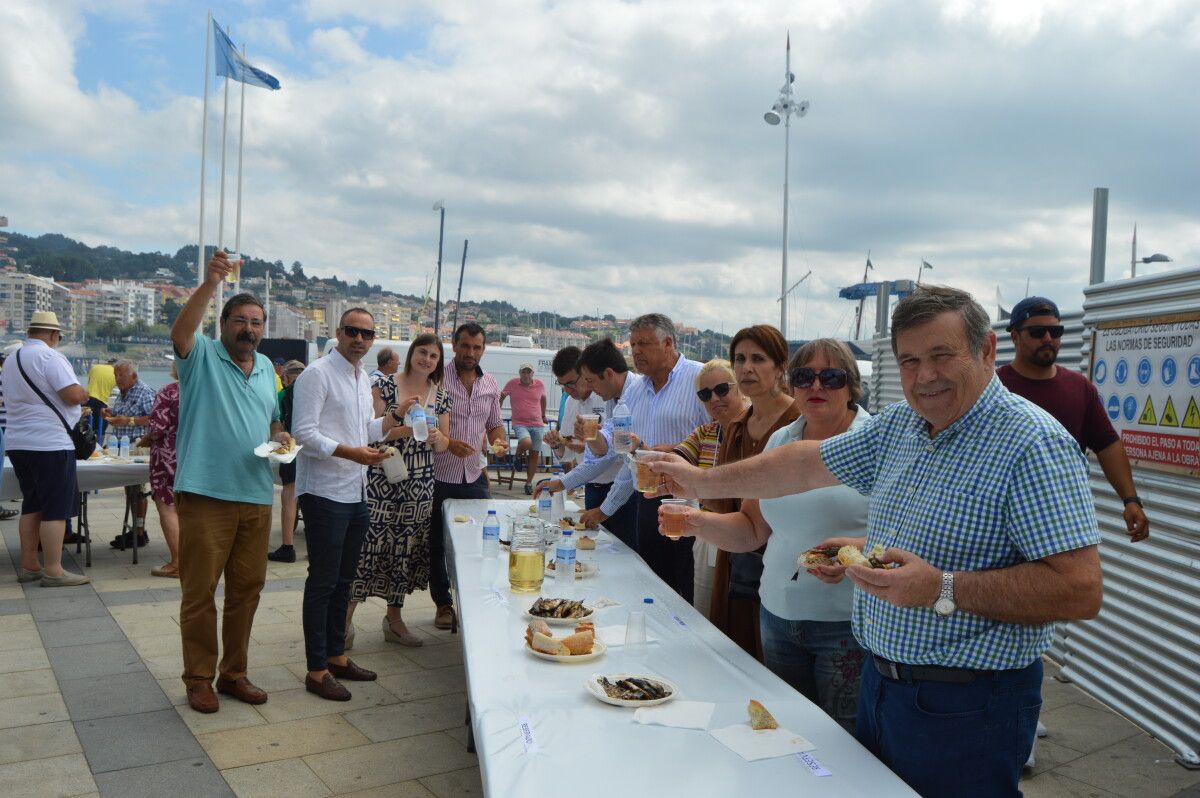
[524,597,594,625]
[585,673,678,707]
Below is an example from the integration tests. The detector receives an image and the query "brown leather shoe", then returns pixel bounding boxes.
[328,659,377,682]
[186,682,219,714]
[216,676,268,705]
[434,605,456,630]
[305,673,351,701]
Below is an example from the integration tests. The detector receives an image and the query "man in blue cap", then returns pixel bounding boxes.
[996,297,1149,543]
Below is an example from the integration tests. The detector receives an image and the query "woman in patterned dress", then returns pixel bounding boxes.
[346,334,451,647]
[136,361,180,578]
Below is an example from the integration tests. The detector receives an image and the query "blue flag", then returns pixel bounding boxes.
[213,19,281,90]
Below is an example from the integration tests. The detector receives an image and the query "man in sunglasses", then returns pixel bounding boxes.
[998,297,1149,543]
[290,308,407,700]
[170,251,294,714]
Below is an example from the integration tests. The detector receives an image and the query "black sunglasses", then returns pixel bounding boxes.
[789,367,848,390]
[696,382,732,402]
[342,325,376,340]
[1020,325,1064,339]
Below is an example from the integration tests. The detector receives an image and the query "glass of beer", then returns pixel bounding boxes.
[659,499,690,540]
[578,413,600,441]
[508,518,545,593]
[635,451,660,494]
[223,251,243,284]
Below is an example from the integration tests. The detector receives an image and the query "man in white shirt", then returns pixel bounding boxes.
[544,344,619,494]
[1,311,91,586]
[291,308,405,701]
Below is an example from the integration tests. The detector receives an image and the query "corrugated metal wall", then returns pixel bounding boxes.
[866,278,1199,766]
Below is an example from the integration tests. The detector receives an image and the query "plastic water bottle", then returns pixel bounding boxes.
[482,510,500,557]
[555,529,577,588]
[117,432,130,460]
[409,404,429,442]
[612,398,634,454]
[103,430,115,456]
[537,491,554,523]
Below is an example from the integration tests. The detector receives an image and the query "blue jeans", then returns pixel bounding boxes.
[856,653,1042,798]
[299,494,368,672]
[759,609,864,733]
[584,482,639,553]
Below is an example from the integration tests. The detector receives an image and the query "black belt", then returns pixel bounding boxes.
[873,656,982,684]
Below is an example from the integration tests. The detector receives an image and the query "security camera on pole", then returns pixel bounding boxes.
[763,32,809,338]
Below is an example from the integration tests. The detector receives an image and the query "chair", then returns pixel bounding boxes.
[486,421,517,489]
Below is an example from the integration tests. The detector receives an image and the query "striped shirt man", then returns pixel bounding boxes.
[433,364,502,485]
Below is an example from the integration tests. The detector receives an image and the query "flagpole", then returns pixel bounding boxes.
[196,11,212,292]
[214,24,231,338]
[233,41,247,295]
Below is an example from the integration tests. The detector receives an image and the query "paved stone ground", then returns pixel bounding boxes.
[1,470,1197,797]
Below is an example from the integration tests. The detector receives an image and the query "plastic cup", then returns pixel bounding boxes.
[659,499,690,540]
[635,451,660,494]
[578,413,600,441]
[625,610,647,657]
[223,252,243,283]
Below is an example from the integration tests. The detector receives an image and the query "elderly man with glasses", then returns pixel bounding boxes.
[170,251,293,715]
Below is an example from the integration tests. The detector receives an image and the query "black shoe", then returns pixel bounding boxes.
[0,508,19,520]
[267,545,296,563]
[63,531,83,544]
[110,532,149,550]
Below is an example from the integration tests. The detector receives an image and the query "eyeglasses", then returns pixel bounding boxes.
[228,316,263,329]
[1020,325,1064,339]
[696,382,732,402]
[341,325,376,340]
[557,376,580,390]
[789,367,849,390]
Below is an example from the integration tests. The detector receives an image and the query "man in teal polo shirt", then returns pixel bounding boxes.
[171,251,291,715]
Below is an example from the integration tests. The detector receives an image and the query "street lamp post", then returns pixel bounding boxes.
[433,201,445,337]
[763,33,809,338]
[1130,223,1171,277]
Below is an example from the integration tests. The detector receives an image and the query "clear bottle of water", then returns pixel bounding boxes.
[537,490,554,523]
[409,404,429,442]
[103,429,115,456]
[612,398,633,453]
[555,529,577,588]
[117,432,130,460]
[482,510,500,557]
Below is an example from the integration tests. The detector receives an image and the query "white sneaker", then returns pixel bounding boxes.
[1036,720,1048,738]
[1025,740,1037,770]
[40,571,92,587]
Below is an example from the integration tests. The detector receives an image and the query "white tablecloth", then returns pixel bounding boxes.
[1,457,150,502]
[444,499,918,798]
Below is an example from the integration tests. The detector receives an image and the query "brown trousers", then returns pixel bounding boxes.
[176,492,272,686]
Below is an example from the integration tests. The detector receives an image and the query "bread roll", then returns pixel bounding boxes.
[530,631,570,656]
[577,536,596,550]
[837,545,872,568]
[747,699,779,730]
[560,629,594,656]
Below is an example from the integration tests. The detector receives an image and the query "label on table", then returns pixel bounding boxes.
[491,589,509,606]
[518,716,539,753]
[796,752,832,777]
[671,613,689,630]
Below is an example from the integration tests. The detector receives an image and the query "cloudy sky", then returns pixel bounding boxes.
[1,0,1197,340]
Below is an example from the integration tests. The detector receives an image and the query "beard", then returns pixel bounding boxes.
[1031,346,1057,367]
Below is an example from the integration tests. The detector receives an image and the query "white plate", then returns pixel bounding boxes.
[585,673,678,707]
[253,442,303,464]
[523,604,595,626]
[544,561,597,579]
[525,639,607,663]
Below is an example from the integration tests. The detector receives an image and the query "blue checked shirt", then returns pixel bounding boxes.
[820,376,1100,670]
[109,379,157,441]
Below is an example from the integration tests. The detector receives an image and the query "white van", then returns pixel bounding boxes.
[310,338,564,422]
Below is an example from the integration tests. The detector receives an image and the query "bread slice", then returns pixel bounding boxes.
[837,545,872,568]
[577,535,596,550]
[748,699,779,730]
[530,630,570,656]
[560,629,594,656]
[573,621,595,635]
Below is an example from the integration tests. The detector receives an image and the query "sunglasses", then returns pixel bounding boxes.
[789,367,849,390]
[696,382,732,402]
[1020,325,1064,339]
[342,325,376,340]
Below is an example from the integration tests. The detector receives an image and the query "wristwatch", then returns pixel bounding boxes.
[390,407,404,424]
[1122,496,1143,507]
[933,572,956,617]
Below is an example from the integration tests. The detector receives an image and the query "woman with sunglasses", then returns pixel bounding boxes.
[346,333,451,648]
[701,325,802,658]
[664,338,868,731]
[671,359,749,619]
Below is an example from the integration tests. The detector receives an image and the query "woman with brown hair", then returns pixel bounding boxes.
[705,325,802,658]
[346,334,451,647]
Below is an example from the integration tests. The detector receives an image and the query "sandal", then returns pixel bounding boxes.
[382,617,424,647]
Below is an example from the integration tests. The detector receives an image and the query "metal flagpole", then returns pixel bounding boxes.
[213,23,231,338]
[196,11,212,290]
[452,239,468,332]
[233,41,247,295]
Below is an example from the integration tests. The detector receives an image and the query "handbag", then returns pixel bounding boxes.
[14,350,97,460]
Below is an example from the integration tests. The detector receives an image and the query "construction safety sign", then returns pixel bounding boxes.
[1092,313,1200,476]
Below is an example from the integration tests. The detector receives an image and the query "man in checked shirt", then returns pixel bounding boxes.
[648,286,1102,798]
[104,358,157,549]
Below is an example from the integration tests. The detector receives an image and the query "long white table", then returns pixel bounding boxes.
[0,456,150,502]
[444,499,918,798]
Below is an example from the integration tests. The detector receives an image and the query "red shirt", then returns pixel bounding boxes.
[996,364,1119,454]
[502,378,545,427]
